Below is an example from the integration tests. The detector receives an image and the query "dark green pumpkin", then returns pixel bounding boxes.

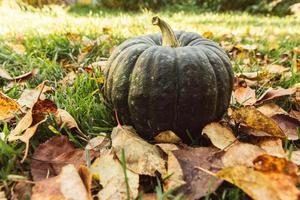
[104,17,233,142]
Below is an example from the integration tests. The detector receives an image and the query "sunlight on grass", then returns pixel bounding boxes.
[0,4,299,46]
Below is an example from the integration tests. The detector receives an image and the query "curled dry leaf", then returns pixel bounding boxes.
[0,67,38,82]
[55,108,83,134]
[0,91,21,121]
[257,138,286,158]
[256,87,296,104]
[202,122,237,150]
[165,147,223,199]
[232,106,285,138]
[31,136,97,181]
[222,142,266,167]
[154,130,181,144]
[32,164,92,200]
[90,150,139,200]
[111,126,166,176]
[233,85,256,105]
[8,99,62,162]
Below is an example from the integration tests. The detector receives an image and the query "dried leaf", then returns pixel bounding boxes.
[60,165,92,200]
[265,64,289,74]
[271,114,300,140]
[12,182,32,200]
[290,110,300,120]
[111,126,166,176]
[31,175,64,200]
[289,151,300,165]
[0,67,13,80]
[90,150,139,200]
[31,136,97,181]
[59,71,77,86]
[55,108,83,134]
[6,43,26,55]
[222,142,266,167]
[154,131,181,144]
[257,87,296,104]
[217,165,300,200]
[257,138,286,158]
[202,31,214,39]
[257,103,287,117]
[166,147,223,199]
[202,122,237,150]
[0,91,21,121]
[32,164,92,200]
[232,106,285,138]
[233,85,256,105]
[253,154,298,176]
[17,82,53,109]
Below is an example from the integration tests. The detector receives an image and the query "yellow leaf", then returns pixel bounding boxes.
[231,106,285,138]
[0,91,21,121]
[217,165,300,200]
[202,31,213,39]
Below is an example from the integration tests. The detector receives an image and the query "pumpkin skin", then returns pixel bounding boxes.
[104,31,233,142]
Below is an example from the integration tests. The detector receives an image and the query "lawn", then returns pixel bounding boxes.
[0,2,300,200]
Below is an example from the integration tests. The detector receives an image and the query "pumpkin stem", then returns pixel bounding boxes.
[152,16,180,48]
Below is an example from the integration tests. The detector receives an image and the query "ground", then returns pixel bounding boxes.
[0,3,299,200]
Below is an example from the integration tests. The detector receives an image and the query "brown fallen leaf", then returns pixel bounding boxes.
[111,125,166,176]
[17,82,53,109]
[154,130,181,144]
[90,150,139,200]
[271,114,300,140]
[0,91,21,121]
[231,106,285,138]
[202,122,237,150]
[216,164,300,200]
[0,68,38,83]
[32,164,92,200]
[12,181,32,200]
[257,103,287,117]
[290,110,300,120]
[233,85,256,105]
[60,165,92,200]
[222,142,266,167]
[59,71,77,86]
[256,87,296,104]
[0,67,13,80]
[31,136,97,181]
[265,64,289,74]
[6,42,26,55]
[55,108,84,135]
[253,154,298,176]
[257,138,286,158]
[165,147,223,199]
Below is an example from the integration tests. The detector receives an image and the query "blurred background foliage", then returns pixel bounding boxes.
[3,0,300,16]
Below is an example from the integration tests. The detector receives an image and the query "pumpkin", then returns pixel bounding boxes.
[104,16,233,142]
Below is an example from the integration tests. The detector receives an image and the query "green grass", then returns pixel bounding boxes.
[0,3,299,199]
